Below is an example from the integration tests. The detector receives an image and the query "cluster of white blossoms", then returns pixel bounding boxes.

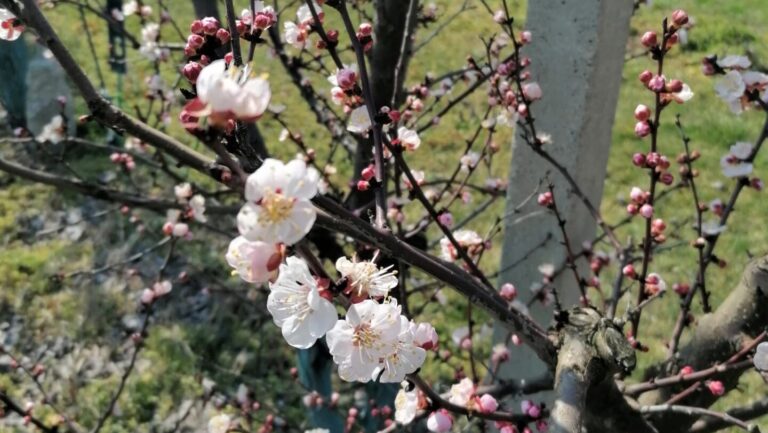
[713,55,768,114]
[326,299,434,383]
[439,230,485,262]
[226,158,319,284]
[224,159,434,383]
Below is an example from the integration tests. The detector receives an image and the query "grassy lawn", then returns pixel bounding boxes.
[1,0,767,431]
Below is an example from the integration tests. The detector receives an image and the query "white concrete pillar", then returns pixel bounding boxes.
[494,0,634,394]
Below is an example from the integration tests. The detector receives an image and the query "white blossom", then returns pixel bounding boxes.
[225,236,281,283]
[439,230,483,261]
[237,158,319,245]
[36,115,65,144]
[371,316,427,383]
[284,21,308,49]
[394,385,419,425]
[730,141,753,159]
[448,377,475,407]
[347,105,372,134]
[196,59,272,120]
[715,70,746,114]
[189,194,207,223]
[460,152,480,172]
[718,55,751,69]
[267,256,338,349]
[335,255,398,298]
[326,299,402,382]
[720,154,753,178]
[397,127,421,151]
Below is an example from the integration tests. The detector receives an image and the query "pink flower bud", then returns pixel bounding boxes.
[187,33,204,48]
[216,28,231,44]
[478,394,499,413]
[648,75,666,92]
[626,203,638,215]
[673,283,690,296]
[680,365,694,376]
[632,153,646,167]
[634,104,651,121]
[493,10,506,23]
[511,334,522,346]
[666,79,683,93]
[639,70,653,83]
[182,61,203,83]
[235,19,247,35]
[162,222,174,236]
[629,186,645,203]
[499,283,517,301]
[522,82,543,101]
[671,9,689,27]
[646,152,661,167]
[361,164,375,181]
[437,212,454,227]
[660,172,674,185]
[751,178,764,191]
[639,204,654,219]
[707,380,725,396]
[427,410,453,433]
[190,20,204,34]
[640,31,657,48]
[356,180,370,191]
[172,223,190,237]
[140,288,155,304]
[224,52,234,64]
[537,191,553,207]
[201,17,219,35]
[358,22,372,37]
[622,264,636,279]
[520,30,532,44]
[634,121,651,138]
[336,68,358,90]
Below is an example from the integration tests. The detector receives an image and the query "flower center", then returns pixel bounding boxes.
[259,190,295,223]
[352,323,380,348]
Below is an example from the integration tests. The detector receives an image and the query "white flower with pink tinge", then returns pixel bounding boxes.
[196,59,272,121]
[267,256,337,349]
[448,377,475,406]
[326,299,402,382]
[225,236,281,283]
[237,158,319,245]
[283,21,308,49]
[372,315,427,383]
[439,230,484,261]
[1,7,25,41]
[336,255,398,298]
[397,127,421,151]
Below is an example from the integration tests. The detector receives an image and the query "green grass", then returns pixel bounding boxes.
[2,0,768,431]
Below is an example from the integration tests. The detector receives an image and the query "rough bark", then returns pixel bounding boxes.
[639,255,768,432]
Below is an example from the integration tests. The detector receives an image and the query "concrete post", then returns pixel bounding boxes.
[494,0,634,394]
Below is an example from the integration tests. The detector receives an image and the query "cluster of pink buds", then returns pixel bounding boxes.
[356,22,374,52]
[644,272,666,296]
[109,152,136,171]
[626,186,652,218]
[537,191,554,207]
[186,17,227,57]
[356,164,376,191]
[589,251,611,275]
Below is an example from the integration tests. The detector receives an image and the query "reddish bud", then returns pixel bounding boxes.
[634,104,651,121]
[671,9,689,27]
[640,31,657,48]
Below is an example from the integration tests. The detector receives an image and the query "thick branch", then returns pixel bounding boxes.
[639,255,768,433]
